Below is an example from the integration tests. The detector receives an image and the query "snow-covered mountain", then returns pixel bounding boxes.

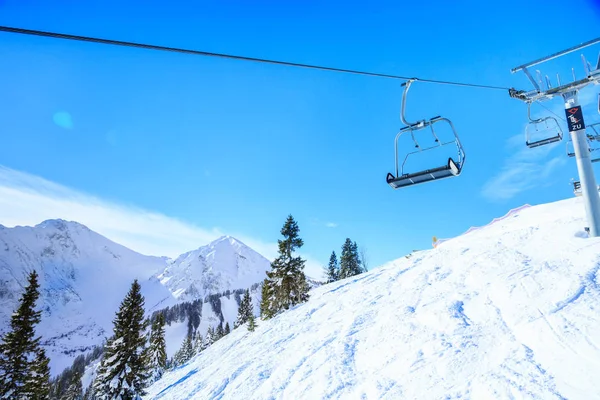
[156,235,272,301]
[144,196,600,399]
[0,220,278,377]
[0,219,176,374]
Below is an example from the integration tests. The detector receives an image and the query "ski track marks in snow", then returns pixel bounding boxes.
[144,197,600,400]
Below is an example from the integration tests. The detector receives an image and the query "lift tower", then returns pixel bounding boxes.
[509,38,600,236]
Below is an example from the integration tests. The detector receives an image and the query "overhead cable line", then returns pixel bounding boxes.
[0,25,512,91]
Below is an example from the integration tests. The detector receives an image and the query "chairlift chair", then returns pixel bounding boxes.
[525,101,563,148]
[566,133,600,162]
[386,79,465,189]
[587,122,600,141]
[591,146,600,163]
[572,179,600,197]
[573,179,582,196]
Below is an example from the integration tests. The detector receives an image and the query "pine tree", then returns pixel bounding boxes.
[216,322,224,340]
[26,347,51,399]
[351,241,363,274]
[147,313,167,382]
[173,334,193,366]
[61,367,83,400]
[205,326,215,347]
[261,215,310,318]
[0,270,50,399]
[247,314,257,332]
[259,278,274,319]
[82,384,95,400]
[339,238,362,279]
[93,279,150,399]
[325,251,339,283]
[235,289,253,328]
[224,322,231,335]
[192,333,205,354]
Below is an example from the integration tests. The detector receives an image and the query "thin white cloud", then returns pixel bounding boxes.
[481,134,566,202]
[0,166,324,278]
[0,166,222,257]
[309,217,338,229]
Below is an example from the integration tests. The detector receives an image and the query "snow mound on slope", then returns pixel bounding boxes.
[144,197,600,399]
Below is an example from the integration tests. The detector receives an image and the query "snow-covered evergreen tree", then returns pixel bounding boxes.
[25,347,51,399]
[235,289,253,328]
[0,270,50,399]
[61,368,83,400]
[261,215,310,319]
[325,251,339,283]
[351,241,363,274]
[216,322,224,340]
[147,313,167,382]
[339,238,362,279]
[224,322,231,335]
[82,384,95,400]
[173,334,194,366]
[93,279,150,399]
[205,326,215,347]
[260,278,274,319]
[247,314,257,332]
[192,333,205,354]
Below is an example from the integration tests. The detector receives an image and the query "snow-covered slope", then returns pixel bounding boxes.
[0,219,176,374]
[157,236,271,301]
[145,197,600,399]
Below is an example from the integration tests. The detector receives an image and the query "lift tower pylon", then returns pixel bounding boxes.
[509,37,600,236]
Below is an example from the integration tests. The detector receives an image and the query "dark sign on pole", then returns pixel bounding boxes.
[566,105,586,131]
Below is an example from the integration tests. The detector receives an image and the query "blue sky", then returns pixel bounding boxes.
[1,0,600,278]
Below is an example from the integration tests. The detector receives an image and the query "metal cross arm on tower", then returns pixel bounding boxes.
[510,37,600,74]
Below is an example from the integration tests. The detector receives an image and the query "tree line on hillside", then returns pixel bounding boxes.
[149,284,262,333]
[0,214,365,398]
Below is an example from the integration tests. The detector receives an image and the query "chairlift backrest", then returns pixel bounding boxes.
[591,145,600,163]
[588,122,600,141]
[566,133,600,161]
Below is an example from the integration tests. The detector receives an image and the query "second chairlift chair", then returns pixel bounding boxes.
[566,122,600,161]
[386,79,466,189]
[525,101,563,148]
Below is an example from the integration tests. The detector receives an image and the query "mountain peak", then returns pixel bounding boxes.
[35,219,90,232]
[157,234,271,300]
[209,235,247,248]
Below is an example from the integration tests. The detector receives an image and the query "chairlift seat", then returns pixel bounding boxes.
[387,158,461,189]
[526,135,561,148]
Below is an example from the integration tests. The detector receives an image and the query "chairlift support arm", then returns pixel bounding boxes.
[400,79,425,127]
[511,37,600,74]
